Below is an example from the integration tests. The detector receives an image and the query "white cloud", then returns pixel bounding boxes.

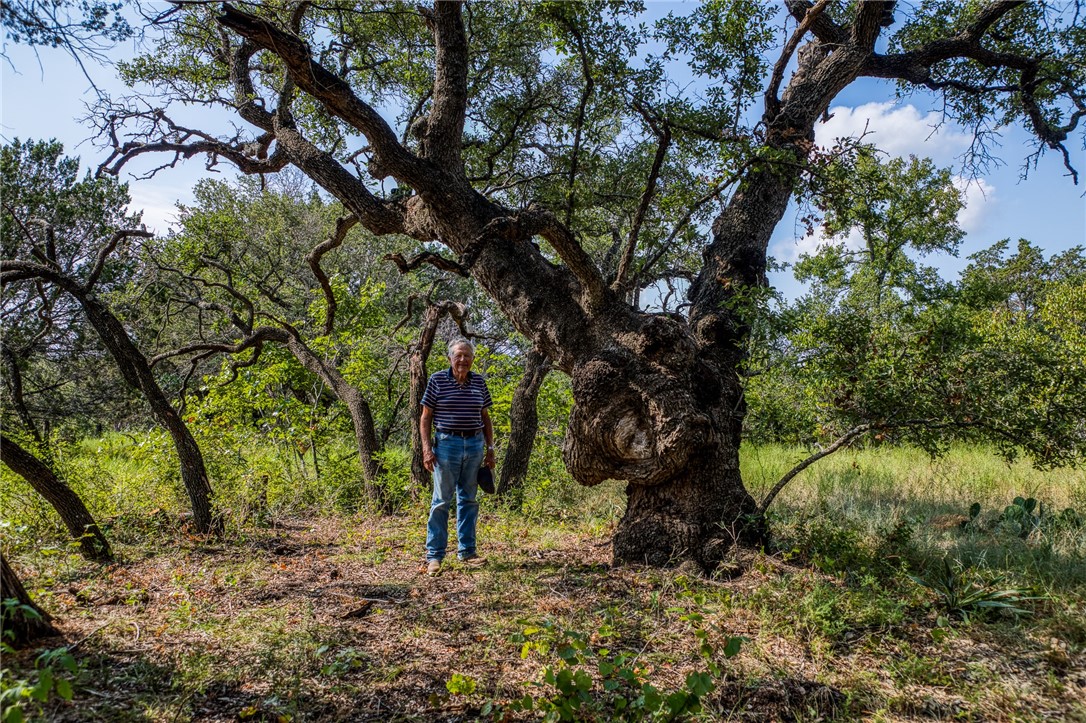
[127,183,192,236]
[815,102,971,161]
[953,176,996,234]
[773,224,865,264]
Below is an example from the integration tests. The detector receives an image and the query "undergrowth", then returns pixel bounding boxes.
[2,441,1084,720]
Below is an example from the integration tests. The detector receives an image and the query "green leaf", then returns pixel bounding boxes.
[722,636,744,658]
[667,691,690,715]
[686,671,714,697]
[2,705,25,723]
[30,669,52,702]
[54,678,73,701]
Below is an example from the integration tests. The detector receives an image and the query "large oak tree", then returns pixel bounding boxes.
[99,1,1083,569]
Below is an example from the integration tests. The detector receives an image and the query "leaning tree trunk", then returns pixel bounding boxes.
[0,434,112,561]
[1,553,58,648]
[277,332,387,508]
[497,348,550,497]
[2,343,43,445]
[77,294,219,534]
[408,302,456,491]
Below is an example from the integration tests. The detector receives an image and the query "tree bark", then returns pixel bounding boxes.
[497,348,549,497]
[0,434,112,561]
[1,552,58,648]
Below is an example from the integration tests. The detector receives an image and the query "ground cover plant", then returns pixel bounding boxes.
[2,442,1083,722]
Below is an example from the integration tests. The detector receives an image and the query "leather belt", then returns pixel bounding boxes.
[437,428,482,437]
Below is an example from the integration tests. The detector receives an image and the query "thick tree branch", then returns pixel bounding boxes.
[785,0,847,46]
[271,125,410,235]
[1,343,42,444]
[516,208,610,311]
[218,2,431,185]
[850,0,892,49]
[766,0,831,120]
[632,165,749,292]
[860,1,1081,181]
[420,1,469,171]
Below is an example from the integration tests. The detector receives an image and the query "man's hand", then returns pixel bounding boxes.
[484,446,496,469]
[423,448,436,472]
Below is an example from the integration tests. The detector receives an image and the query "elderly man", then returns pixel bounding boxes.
[420,339,496,575]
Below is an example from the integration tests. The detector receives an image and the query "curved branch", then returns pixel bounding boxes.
[86,229,154,291]
[861,1,1082,182]
[307,215,358,336]
[758,423,873,514]
[97,106,291,178]
[517,207,609,310]
[150,325,289,366]
[383,250,469,277]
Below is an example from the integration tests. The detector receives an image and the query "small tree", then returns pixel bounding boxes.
[751,152,1086,510]
[0,139,220,534]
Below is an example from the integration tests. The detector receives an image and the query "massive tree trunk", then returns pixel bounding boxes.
[497,348,549,497]
[0,434,112,561]
[1,553,58,648]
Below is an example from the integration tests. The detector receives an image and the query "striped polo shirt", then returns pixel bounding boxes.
[421,368,493,432]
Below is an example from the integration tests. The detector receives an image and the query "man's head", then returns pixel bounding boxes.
[448,338,475,381]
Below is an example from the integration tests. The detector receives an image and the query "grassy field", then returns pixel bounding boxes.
[2,442,1084,721]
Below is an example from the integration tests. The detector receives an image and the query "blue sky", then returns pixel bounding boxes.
[2,3,1083,301]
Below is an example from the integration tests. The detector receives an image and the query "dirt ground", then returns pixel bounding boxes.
[5,513,1084,721]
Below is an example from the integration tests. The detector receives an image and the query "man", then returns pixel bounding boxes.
[420,338,496,575]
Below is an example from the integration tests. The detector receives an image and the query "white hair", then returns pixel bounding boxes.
[447,338,475,358]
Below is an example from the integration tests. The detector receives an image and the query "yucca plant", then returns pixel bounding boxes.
[909,557,1040,622]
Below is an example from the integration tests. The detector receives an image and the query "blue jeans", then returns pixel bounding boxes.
[426,431,484,561]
